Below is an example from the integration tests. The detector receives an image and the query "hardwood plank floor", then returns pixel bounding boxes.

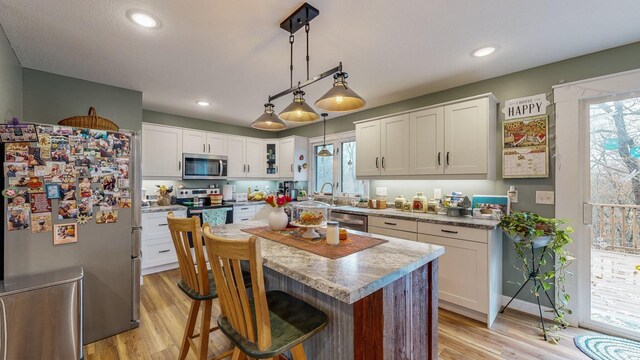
[85,269,596,359]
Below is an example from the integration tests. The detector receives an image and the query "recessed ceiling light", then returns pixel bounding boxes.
[127,11,160,29]
[196,100,211,107]
[472,46,497,57]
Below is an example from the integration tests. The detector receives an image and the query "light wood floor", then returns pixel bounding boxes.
[84,269,596,360]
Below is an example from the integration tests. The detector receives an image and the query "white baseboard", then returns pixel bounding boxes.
[501,295,556,321]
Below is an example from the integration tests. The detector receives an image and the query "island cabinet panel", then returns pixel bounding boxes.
[354,262,438,360]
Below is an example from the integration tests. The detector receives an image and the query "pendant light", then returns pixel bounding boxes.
[315,72,366,112]
[317,113,333,157]
[251,103,286,131]
[278,90,319,122]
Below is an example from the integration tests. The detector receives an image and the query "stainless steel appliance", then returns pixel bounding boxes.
[279,181,298,200]
[175,188,234,225]
[0,267,83,359]
[182,153,227,179]
[1,127,142,345]
[330,211,368,232]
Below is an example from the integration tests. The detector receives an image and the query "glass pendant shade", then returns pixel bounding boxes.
[251,103,287,131]
[278,90,320,122]
[315,73,366,112]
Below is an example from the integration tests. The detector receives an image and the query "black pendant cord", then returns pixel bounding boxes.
[305,23,310,81]
[289,33,294,88]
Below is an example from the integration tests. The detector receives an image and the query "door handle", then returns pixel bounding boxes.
[441,229,458,234]
[243,164,246,173]
[203,144,205,153]
[178,161,181,170]
[208,144,211,153]
[248,164,250,173]
[376,157,379,169]
[446,152,450,166]
[382,157,385,169]
[219,160,224,176]
[437,152,441,166]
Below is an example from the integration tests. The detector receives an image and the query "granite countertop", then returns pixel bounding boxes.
[141,205,188,213]
[330,206,500,230]
[208,220,444,304]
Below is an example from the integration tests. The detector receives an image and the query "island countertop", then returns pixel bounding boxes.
[331,205,500,230]
[207,220,444,304]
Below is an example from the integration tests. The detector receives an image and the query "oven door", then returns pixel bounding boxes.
[182,153,228,179]
[186,206,234,248]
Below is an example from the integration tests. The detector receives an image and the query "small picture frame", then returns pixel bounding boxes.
[45,183,60,199]
[53,223,78,245]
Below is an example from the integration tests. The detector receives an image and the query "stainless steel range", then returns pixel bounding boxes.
[175,188,234,225]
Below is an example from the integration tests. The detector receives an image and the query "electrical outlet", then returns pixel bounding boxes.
[535,191,555,205]
[508,190,518,204]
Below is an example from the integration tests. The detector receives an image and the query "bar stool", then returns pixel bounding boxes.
[202,224,328,360]
[167,212,249,360]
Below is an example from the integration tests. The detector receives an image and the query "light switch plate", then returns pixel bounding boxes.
[536,191,555,205]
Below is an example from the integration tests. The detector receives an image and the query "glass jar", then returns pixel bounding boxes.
[394,195,406,210]
[403,202,412,212]
[326,221,339,245]
[412,192,427,212]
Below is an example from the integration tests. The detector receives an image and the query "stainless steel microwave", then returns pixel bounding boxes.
[182,153,227,179]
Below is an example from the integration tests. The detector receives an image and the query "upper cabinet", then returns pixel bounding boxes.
[182,130,228,156]
[278,136,309,181]
[356,94,496,178]
[182,129,207,154]
[142,124,183,178]
[142,123,308,180]
[355,115,410,176]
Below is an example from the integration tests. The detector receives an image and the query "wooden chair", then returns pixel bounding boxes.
[202,224,328,360]
[167,212,238,360]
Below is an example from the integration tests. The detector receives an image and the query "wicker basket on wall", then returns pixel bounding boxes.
[58,107,119,131]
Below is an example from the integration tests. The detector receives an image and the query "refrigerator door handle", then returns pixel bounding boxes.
[131,258,141,324]
[131,228,141,259]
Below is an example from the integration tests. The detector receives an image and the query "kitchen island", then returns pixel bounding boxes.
[208,220,444,360]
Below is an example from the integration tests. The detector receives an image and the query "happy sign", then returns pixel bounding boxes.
[502,93,550,120]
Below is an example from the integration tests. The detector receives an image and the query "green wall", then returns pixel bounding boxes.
[0,23,22,121]
[143,110,273,138]
[23,68,143,131]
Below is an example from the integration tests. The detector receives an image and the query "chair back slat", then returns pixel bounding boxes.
[167,212,209,296]
[203,224,272,351]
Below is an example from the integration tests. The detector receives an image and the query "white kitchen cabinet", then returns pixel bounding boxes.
[245,138,265,177]
[264,140,279,177]
[141,209,187,275]
[182,129,207,154]
[381,114,410,175]
[444,98,490,174]
[410,107,444,175]
[206,133,227,155]
[355,121,382,176]
[142,123,183,178]
[278,136,309,181]
[355,94,496,178]
[417,222,502,328]
[226,135,247,178]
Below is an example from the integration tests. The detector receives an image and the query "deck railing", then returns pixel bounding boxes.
[592,203,640,253]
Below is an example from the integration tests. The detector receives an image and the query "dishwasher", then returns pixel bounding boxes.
[330,211,368,232]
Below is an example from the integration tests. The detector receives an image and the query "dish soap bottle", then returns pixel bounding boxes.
[412,192,427,212]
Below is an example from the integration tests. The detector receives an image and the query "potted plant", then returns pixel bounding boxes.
[499,211,575,342]
[265,194,292,231]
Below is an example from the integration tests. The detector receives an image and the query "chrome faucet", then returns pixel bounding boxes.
[320,182,334,195]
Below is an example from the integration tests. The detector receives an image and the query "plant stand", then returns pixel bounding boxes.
[500,245,564,341]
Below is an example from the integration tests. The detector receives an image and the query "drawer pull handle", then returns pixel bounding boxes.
[158,249,171,253]
[441,229,458,234]
[241,218,250,221]
[158,223,168,226]
[384,222,397,226]
[240,207,249,210]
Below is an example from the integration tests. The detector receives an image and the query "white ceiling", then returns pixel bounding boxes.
[2,1,640,129]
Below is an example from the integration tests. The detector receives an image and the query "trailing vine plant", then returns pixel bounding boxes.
[499,211,575,342]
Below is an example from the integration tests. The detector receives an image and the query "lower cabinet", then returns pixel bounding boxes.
[417,222,502,328]
[141,210,187,275]
[233,203,270,223]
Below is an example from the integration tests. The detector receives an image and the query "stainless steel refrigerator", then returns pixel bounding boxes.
[1,125,141,345]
